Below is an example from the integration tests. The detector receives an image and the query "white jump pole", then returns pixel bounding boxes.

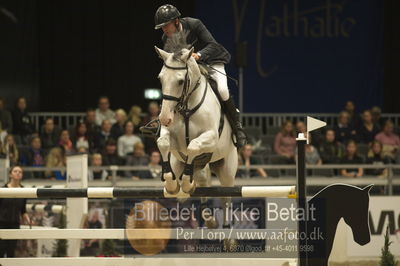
[0,186,296,199]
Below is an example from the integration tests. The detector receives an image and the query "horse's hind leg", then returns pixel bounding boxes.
[210,149,238,250]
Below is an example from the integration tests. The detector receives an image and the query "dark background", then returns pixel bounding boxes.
[0,0,399,113]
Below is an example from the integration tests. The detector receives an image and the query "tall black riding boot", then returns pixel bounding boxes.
[223,97,247,148]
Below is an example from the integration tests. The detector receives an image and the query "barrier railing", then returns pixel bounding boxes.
[28,112,400,133]
[4,164,399,196]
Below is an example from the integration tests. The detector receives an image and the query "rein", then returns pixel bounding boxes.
[162,62,206,146]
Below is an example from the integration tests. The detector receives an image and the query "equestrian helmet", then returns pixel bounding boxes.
[154,4,181,29]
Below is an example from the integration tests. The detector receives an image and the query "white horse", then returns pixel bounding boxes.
[155,45,237,195]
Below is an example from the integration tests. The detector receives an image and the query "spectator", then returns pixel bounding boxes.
[141,102,160,154]
[344,100,361,128]
[111,109,127,139]
[45,147,66,180]
[238,144,267,178]
[125,142,149,180]
[371,106,385,128]
[93,119,113,153]
[71,122,93,153]
[334,111,357,144]
[59,130,74,155]
[88,153,109,181]
[0,121,7,144]
[95,96,116,126]
[40,118,61,151]
[117,121,142,158]
[295,121,306,135]
[127,105,142,131]
[274,120,296,163]
[82,211,103,256]
[357,110,380,144]
[365,141,391,177]
[20,136,46,178]
[318,129,344,164]
[12,97,34,144]
[304,134,322,165]
[0,166,30,258]
[2,134,19,166]
[141,101,160,126]
[375,120,400,160]
[0,97,13,133]
[137,151,162,179]
[102,138,124,166]
[84,109,100,137]
[340,140,364,178]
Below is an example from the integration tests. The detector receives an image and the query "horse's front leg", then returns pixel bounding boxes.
[181,130,217,193]
[157,126,180,194]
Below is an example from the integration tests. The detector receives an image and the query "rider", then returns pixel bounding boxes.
[154,4,247,148]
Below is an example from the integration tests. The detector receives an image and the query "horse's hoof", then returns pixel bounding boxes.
[223,238,238,252]
[181,175,196,194]
[164,173,180,195]
[205,216,219,229]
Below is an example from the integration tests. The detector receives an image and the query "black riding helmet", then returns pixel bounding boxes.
[154,4,181,30]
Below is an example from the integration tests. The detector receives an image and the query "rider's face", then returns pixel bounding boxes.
[162,20,178,37]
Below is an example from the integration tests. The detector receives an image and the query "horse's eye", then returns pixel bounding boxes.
[178,80,184,86]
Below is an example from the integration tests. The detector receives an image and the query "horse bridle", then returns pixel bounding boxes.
[161,62,201,112]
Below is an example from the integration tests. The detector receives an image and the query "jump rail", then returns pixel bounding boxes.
[0,186,296,199]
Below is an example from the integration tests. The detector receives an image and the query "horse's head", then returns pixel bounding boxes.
[343,184,373,245]
[155,46,201,127]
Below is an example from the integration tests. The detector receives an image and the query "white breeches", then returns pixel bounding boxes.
[209,64,230,101]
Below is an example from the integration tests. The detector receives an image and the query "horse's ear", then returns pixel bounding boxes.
[155,46,170,61]
[363,184,374,193]
[181,47,194,62]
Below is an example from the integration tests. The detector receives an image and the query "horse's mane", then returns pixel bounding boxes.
[164,30,191,61]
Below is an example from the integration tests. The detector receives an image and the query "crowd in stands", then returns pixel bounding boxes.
[0,96,399,180]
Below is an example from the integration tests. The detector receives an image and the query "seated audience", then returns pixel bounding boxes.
[111,109,127,139]
[344,100,361,128]
[117,121,142,158]
[0,121,7,144]
[137,151,162,179]
[125,142,149,180]
[296,121,306,134]
[274,120,296,163]
[357,110,380,144]
[84,109,100,137]
[45,147,66,180]
[93,119,114,152]
[95,96,116,126]
[0,97,13,133]
[141,102,160,154]
[375,120,400,160]
[371,106,385,128]
[59,130,74,155]
[334,111,357,144]
[127,105,142,132]
[2,134,19,165]
[238,144,267,178]
[88,153,109,181]
[102,138,124,166]
[365,141,391,177]
[20,136,46,178]
[318,129,344,164]
[340,140,364,178]
[12,96,34,144]
[304,134,322,165]
[40,118,61,150]
[72,122,93,153]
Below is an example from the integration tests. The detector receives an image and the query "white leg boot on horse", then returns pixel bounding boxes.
[181,130,218,194]
[157,126,181,195]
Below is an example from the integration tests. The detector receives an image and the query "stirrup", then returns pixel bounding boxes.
[139,119,161,138]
